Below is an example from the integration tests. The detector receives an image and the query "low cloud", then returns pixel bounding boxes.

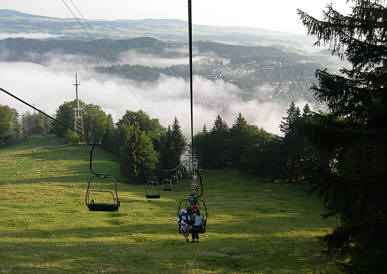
[117,49,228,69]
[118,50,188,68]
[0,33,60,39]
[1,53,292,137]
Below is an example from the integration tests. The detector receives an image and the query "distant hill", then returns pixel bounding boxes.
[0,9,314,49]
[0,9,52,19]
[0,10,334,106]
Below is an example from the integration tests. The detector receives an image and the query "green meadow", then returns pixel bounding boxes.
[0,136,340,273]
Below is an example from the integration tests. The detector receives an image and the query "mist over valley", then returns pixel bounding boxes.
[0,10,342,136]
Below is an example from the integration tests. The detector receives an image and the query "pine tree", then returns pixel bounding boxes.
[120,123,158,183]
[280,102,303,183]
[279,101,300,135]
[208,115,229,168]
[298,1,387,272]
[160,118,186,169]
[193,125,210,168]
[171,117,186,166]
[229,113,250,167]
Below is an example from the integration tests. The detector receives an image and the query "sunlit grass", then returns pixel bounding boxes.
[0,136,340,273]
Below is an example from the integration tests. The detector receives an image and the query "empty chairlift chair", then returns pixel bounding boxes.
[85,144,120,212]
[162,178,173,191]
[145,180,161,199]
[171,174,179,185]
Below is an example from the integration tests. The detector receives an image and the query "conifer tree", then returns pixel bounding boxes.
[280,102,303,183]
[171,117,186,164]
[193,125,210,168]
[208,115,229,168]
[229,113,249,167]
[279,101,300,135]
[160,118,186,169]
[298,1,386,272]
[120,123,158,183]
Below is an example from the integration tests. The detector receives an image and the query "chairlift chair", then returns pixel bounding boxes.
[171,174,179,185]
[85,174,120,211]
[145,180,161,199]
[177,170,183,179]
[177,197,208,233]
[85,144,120,212]
[162,178,173,191]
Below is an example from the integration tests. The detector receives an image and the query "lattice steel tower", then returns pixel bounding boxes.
[73,73,84,135]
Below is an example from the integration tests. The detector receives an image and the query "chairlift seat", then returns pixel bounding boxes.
[146,194,161,199]
[162,179,172,191]
[87,201,119,212]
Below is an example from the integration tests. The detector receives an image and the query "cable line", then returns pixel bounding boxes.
[62,0,152,117]
[0,87,86,138]
[176,0,208,242]
[1,86,121,212]
[188,0,194,168]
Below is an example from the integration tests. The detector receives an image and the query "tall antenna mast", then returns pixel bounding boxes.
[73,72,84,135]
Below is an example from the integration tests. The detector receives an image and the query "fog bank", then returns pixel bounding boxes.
[0,53,299,136]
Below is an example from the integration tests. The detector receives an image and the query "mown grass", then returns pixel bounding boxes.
[0,136,340,273]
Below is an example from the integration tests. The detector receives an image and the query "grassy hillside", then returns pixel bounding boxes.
[0,136,340,273]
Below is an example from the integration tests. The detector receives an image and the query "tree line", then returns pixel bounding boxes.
[193,102,322,184]
[0,100,186,184]
[0,106,52,146]
[1,98,317,186]
[50,100,186,184]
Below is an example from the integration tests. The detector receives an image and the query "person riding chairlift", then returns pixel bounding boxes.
[191,210,204,243]
[177,209,190,243]
[186,192,198,218]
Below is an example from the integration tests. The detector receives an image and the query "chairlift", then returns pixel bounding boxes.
[176,0,208,235]
[177,169,183,179]
[177,197,208,233]
[162,178,173,191]
[145,180,161,199]
[171,174,179,185]
[85,144,120,212]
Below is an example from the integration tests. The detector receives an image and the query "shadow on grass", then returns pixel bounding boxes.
[0,175,90,185]
[1,209,318,240]
[0,224,337,274]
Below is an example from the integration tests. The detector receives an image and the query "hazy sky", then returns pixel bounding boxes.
[0,0,351,34]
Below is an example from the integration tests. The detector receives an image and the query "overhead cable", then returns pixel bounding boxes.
[62,0,152,116]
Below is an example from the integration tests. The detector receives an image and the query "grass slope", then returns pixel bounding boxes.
[0,136,339,273]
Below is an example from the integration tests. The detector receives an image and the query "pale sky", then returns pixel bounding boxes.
[0,0,352,34]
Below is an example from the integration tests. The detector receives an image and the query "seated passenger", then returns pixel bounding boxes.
[191,210,205,243]
[177,209,190,243]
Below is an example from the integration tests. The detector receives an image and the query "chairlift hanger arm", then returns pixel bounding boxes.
[89,143,105,177]
[195,169,204,198]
